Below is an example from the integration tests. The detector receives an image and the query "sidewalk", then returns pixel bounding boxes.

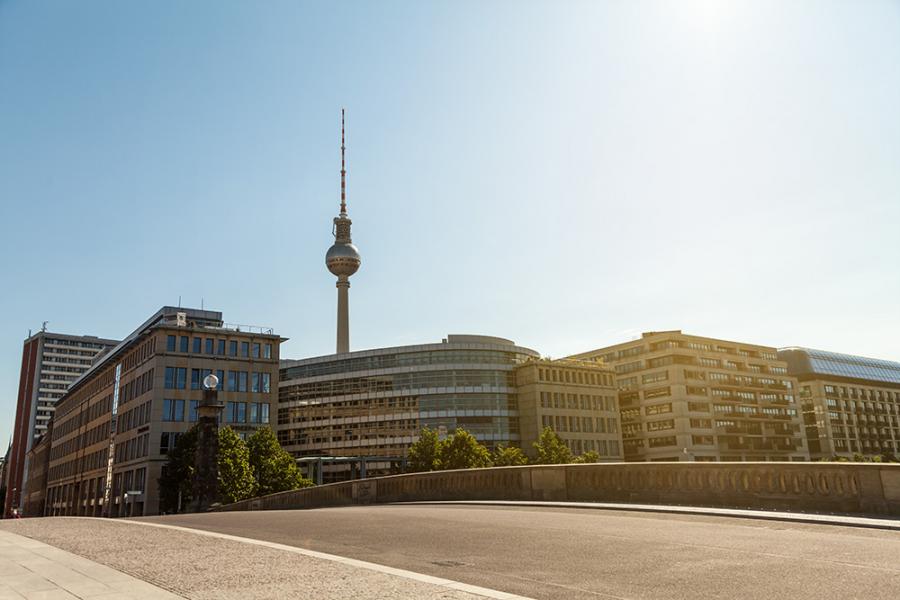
[0,528,182,600]
[0,519,514,600]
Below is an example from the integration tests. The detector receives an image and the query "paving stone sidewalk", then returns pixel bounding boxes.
[0,528,181,600]
[0,519,492,600]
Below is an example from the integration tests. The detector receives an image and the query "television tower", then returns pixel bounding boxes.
[325,109,361,354]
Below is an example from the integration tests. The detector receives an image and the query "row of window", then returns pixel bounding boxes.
[536,367,614,387]
[164,367,271,393]
[166,335,273,359]
[539,392,616,411]
[162,398,270,424]
[540,414,619,434]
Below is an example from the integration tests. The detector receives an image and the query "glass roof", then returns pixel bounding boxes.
[779,347,900,385]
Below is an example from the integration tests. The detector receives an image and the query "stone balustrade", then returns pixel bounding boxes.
[217,462,900,516]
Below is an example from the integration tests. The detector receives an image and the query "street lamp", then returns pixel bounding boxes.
[193,373,224,512]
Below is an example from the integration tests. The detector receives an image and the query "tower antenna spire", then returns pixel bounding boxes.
[340,108,347,216]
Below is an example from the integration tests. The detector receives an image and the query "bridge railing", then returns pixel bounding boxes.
[215,462,900,516]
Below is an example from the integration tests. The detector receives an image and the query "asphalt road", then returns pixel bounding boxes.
[139,504,900,599]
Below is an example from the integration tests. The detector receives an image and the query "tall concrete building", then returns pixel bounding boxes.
[43,307,282,517]
[325,109,361,354]
[779,347,900,460]
[515,358,621,460]
[571,331,808,462]
[4,331,117,517]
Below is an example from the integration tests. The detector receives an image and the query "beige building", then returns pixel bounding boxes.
[571,331,808,462]
[780,348,900,460]
[514,359,622,460]
[45,307,281,517]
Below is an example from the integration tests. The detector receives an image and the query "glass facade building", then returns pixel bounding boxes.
[780,348,900,459]
[277,335,540,479]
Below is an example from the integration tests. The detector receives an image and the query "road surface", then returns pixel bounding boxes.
[139,504,900,599]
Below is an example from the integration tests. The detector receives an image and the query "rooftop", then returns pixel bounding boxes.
[778,347,900,386]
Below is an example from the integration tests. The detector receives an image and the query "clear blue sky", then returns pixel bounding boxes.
[1,0,898,445]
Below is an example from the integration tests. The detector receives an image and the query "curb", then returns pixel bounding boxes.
[398,500,900,531]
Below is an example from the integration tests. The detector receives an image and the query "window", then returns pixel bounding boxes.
[191,369,201,390]
[241,341,250,357]
[229,341,238,356]
[644,387,671,400]
[642,371,668,384]
[252,343,261,358]
[261,373,271,393]
[251,372,260,393]
[180,336,189,352]
[175,368,187,390]
[645,403,673,416]
[261,403,269,423]
[162,399,184,422]
[264,344,273,359]
[164,367,175,389]
[205,338,214,354]
[189,400,199,422]
[249,402,259,423]
[227,371,237,392]
[690,418,712,428]
[225,401,247,423]
[646,419,675,431]
[238,371,248,392]
[216,369,225,390]
[166,335,176,352]
[648,436,677,448]
[192,337,202,354]
[692,435,714,445]
[217,339,226,355]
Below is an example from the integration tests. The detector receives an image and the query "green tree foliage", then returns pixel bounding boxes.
[492,444,529,467]
[574,450,601,464]
[217,426,257,504]
[158,426,199,513]
[532,426,574,464]
[437,428,492,470]
[246,427,313,495]
[407,427,440,472]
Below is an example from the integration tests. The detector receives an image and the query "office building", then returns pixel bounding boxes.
[4,331,117,518]
[780,347,900,460]
[571,331,808,462]
[277,335,624,481]
[515,358,622,460]
[44,306,282,517]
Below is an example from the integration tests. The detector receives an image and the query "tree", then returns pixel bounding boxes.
[217,426,257,504]
[492,444,528,467]
[407,427,440,472]
[532,427,573,464]
[574,450,601,464]
[247,427,313,495]
[437,428,492,470]
[158,426,199,513]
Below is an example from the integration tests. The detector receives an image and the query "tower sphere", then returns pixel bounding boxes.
[326,242,361,277]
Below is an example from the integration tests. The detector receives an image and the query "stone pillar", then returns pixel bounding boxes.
[194,380,224,512]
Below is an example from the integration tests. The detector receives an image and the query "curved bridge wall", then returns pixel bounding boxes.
[217,462,900,516]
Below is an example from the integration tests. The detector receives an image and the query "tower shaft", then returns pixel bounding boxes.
[336,277,350,354]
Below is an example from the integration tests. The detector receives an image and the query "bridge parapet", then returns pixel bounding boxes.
[218,462,900,516]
